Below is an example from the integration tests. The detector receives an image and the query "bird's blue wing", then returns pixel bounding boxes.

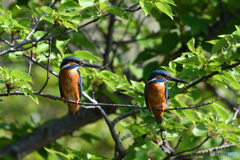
[59,70,63,98]
[144,82,149,108]
[165,83,168,103]
[77,70,83,100]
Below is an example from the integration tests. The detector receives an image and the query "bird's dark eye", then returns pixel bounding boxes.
[77,61,84,64]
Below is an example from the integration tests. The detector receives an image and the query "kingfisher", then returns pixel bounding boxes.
[144,70,188,124]
[59,56,102,116]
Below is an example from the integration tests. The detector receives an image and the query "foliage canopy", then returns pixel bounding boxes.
[0,0,239,159]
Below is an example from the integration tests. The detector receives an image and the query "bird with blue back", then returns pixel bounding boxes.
[145,70,188,124]
[59,56,102,116]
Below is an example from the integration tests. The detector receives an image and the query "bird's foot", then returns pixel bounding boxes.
[162,107,165,112]
[62,97,65,103]
[76,99,79,105]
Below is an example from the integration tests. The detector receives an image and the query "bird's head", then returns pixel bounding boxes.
[147,70,188,84]
[60,56,103,70]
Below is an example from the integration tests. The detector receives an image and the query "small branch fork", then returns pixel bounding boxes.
[175,143,240,159]
[161,134,237,160]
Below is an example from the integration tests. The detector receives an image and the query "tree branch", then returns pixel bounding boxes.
[0,107,114,160]
[175,143,239,158]
[0,3,141,56]
[112,110,140,126]
[23,0,57,41]
[182,61,240,93]
[38,38,52,93]
[175,135,211,155]
[0,92,220,113]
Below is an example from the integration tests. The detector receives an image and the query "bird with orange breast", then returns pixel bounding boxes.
[145,70,188,124]
[59,56,102,116]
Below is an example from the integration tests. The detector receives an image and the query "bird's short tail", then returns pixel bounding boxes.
[67,103,79,116]
[153,110,163,125]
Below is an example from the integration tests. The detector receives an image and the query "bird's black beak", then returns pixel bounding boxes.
[82,63,103,69]
[167,77,189,84]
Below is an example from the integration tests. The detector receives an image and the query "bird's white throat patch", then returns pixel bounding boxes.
[61,64,70,69]
[147,78,168,84]
[61,64,81,70]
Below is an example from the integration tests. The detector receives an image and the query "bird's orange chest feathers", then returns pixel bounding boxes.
[60,69,80,100]
[147,82,166,108]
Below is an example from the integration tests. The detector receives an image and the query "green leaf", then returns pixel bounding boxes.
[18,18,31,27]
[78,0,95,9]
[99,70,119,79]
[0,79,5,83]
[192,124,208,136]
[80,133,101,144]
[62,21,77,31]
[37,43,49,53]
[73,50,103,61]
[161,0,176,6]
[122,122,148,137]
[155,2,173,20]
[190,90,201,101]
[107,5,129,20]
[40,6,53,15]
[58,1,81,12]
[103,79,116,91]
[36,53,56,63]
[11,70,32,82]
[139,1,153,16]
[56,39,69,56]
[0,4,4,13]
[187,38,196,54]
[212,103,229,121]
[211,39,228,54]
[27,89,38,104]
[43,16,54,24]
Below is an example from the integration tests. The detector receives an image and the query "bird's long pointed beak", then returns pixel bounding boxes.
[168,77,189,84]
[82,63,103,69]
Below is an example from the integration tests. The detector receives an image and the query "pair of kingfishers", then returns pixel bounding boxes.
[59,57,188,124]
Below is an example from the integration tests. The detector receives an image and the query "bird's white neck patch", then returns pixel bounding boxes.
[61,64,70,69]
[61,64,81,70]
[147,78,157,83]
[147,78,168,84]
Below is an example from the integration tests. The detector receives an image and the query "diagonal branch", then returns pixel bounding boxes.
[175,143,239,158]
[0,107,115,160]
[23,0,57,41]
[0,37,14,47]
[112,110,140,126]
[175,135,211,155]
[182,61,240,92]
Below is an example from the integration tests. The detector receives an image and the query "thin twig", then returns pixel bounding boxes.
[92,83,96,100]
[231,103,240,124]
[0,3,141,56]
[160,129,174,154]
[38,38,52,93]
[103,0,118,69]
[24,0,56,41]
[120,133,133,142]
[112,110,140,126]
[0,37,14,47]
[175,135,211,155]
[181,61,240,93]
[174,136,183,150]
[176,143,239,158]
